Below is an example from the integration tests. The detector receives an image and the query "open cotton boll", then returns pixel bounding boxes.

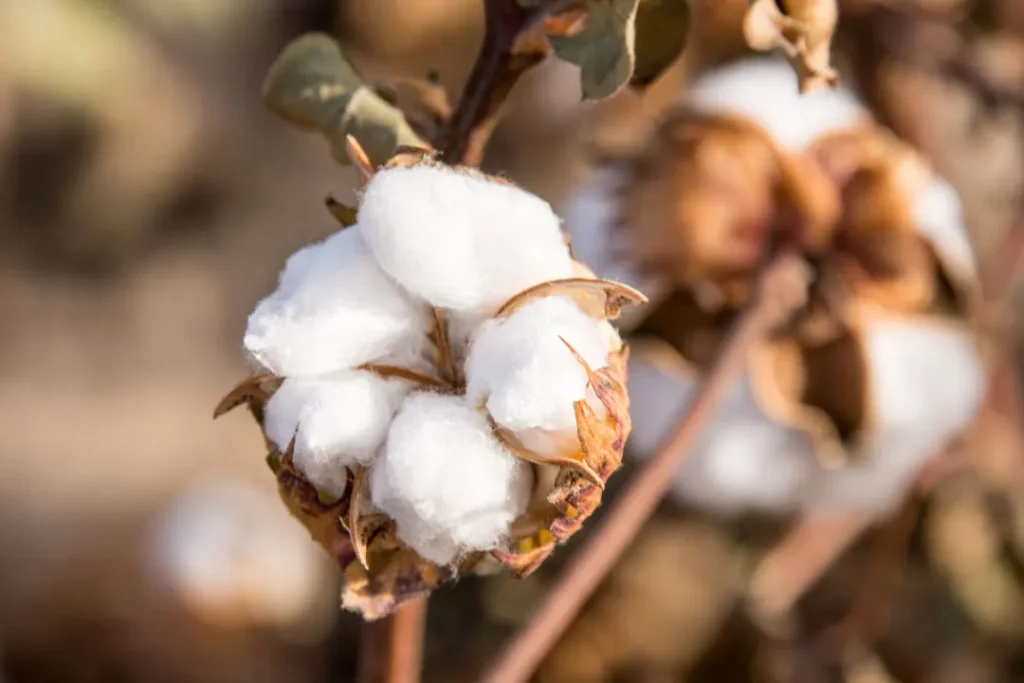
[627,358,815,515]
[369,392,533,565]
[911,175,977,277]
[264,370,410,499]
[244,227,429,378]
[803,312,984,512]
[466,296,611,454]
[357,164,574,312]
[687,57,869,152]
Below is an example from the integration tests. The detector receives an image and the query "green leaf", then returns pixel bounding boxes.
[632,0,690,87]
[262,33,428,167]
[547,0,640,101]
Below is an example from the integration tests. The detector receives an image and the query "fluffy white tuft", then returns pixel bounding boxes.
[264,371,410,499]
[804,312,985,512]
[911,174,977,277]
[466,296,611,453]
[244,227,429,378]
[357,165,574,312]
[686,57,870,151]
[369,392,533,565]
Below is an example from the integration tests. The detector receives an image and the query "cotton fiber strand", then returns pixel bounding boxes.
[466,296,611,453]
[369,392,533,565]
[264,371,409,498]
[244,227,428,378]
[357,165,574,312]
[687,57,869,151]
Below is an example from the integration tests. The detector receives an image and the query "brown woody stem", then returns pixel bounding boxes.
[480,251,805,683]
[439,0,571,165]
[358,598,429,683]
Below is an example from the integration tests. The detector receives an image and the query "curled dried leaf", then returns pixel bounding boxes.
[632,0,691,87]
[213,373,283,424]
[743,0,839,93]
[496,277,647,320]
[262,33,427,167]
[343,467,396,569]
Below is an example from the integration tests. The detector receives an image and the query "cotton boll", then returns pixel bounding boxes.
[911,175,977,277]
[466,296,611,455]
[803,312,985,512]
[148,477,330,628]
[357,164,574,312]
[264,370,410,499]
[627,357,815,515]
[244,227,429,377]
[369,393,533,565]
[686,57,869,152]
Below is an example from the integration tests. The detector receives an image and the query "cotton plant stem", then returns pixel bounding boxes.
[358,598,429,683]
[480,251,804,683]
[439,0,573,165]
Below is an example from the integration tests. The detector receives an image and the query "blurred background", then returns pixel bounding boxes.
[0,0,1022,681]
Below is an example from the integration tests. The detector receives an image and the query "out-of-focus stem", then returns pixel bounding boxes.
[480,251,805,683]
[358,598,429,683]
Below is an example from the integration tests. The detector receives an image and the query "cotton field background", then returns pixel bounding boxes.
[0,1,1022,682]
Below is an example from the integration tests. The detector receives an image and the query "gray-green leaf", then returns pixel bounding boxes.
[547,0,639,101]
[262,33,428,167]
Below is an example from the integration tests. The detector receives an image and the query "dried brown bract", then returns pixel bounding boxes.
[744,0,840,92]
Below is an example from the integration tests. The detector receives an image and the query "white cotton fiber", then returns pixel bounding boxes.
[466,296,611,454]
[357,165,574,312]
[911,175,977,277]
[244,227,428,378]
[264,370,410,499]
[369,392,533,565]
[627,357,815,515]
[803,311,985,512]
[686,57,870,151]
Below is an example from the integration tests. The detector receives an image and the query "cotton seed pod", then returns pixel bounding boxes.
[216,146,644,618]
[565,104,986,515]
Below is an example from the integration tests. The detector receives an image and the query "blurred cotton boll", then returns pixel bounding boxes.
[686,56,871,152]
[147,476,334,635]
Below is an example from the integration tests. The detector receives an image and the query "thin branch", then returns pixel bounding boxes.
[358,598,429,683]
[438,0,573,165]
[480,250,804,683]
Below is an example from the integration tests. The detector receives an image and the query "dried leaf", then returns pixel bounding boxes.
[213,373,283,424]
[342,549,455,620]
[632,0,691,87]
[343,467,396,569]
[262,33,427,167]
[325,196,357,227]
[743,0,839,93]
[496,277,647,320]
[275,462,357,567]
[547,0,640,100]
